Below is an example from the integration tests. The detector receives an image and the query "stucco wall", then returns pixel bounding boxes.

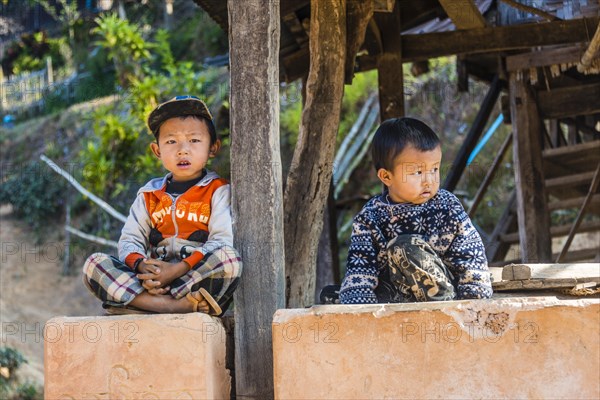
[273,297,599,399]
[44,313,230,399]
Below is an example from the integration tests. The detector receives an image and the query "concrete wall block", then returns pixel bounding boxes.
[45,313,230,399]
[273,297,600,399]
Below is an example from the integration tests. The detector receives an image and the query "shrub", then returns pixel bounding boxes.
[0,161,65,234]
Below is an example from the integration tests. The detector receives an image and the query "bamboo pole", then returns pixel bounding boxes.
[498,0,560,22]
[66,225,118,248]
[39,154,127,223]
[578,21,600,73]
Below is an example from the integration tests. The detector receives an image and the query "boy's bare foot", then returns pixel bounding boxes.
[128,290,214,314]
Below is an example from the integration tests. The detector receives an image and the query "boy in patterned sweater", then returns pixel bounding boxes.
[339,117,492,304]
[83,96,242,315]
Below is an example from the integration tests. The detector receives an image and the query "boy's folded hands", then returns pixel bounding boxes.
[137,259,189,295]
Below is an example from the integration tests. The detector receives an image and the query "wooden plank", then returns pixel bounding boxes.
[506,45,587,72]
[545,171,595,189]
[542,140,600,162]
[548,194,600,211]
[509,72,552,262]
[501,263,600,281]
[500,220,600,244]
[400,17,600,62]
[443,75,501,191]
[282,12,308,48]
[491,248,600,268]
[375,1,404,119]
[557,162,600,262]
[493,276,599,291]
[438,0,486,29]
[538,82,600,119]
[228,1,285,398]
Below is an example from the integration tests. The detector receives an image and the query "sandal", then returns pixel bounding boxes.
[186,288,222,316]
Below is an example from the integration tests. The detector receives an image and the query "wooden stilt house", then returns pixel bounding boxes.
[193,1,600,398]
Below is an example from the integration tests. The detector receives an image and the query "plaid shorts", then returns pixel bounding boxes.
[376,234,456,302]
[82,245,242,313]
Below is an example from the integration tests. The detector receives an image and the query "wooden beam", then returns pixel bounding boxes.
[538,82,600,119]
[494,262,600,291]
[400,17,600,62]
[509,72,552,262]
[491,248,599,267]
[345,0,375,84]
[376,1,404,119]
[542,140,600,160]
[506,45,587,72]
[284,0,347,308]
[228,1,285,398]
[501,263,600,281]
[500,220,600,244]
[546,171,596,190]
[443,75,501,191]
[282,12,308,48]
[468,132,512,217]
[548,194,600,211]
[438,0,486,30]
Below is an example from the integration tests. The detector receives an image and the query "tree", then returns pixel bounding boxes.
[284,0,347,307]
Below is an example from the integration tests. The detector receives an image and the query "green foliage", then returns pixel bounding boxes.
[0,348,26,374]
[172,11,228,62]
[0,161,65,235]
[92,13,152,87]
[11,381,40,400]
[2,32,66,76]
[0,347,41,400]
[79,105,158,199]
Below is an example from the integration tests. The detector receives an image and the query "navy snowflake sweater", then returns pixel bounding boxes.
[339,189,493,304]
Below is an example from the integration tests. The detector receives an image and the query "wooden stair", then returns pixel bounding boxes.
[488,139,600,265]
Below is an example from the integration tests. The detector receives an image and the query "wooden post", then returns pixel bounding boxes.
[376,1,403,120]
[284,0,347,308]
[228,1,284,398]
[509,73,552,262]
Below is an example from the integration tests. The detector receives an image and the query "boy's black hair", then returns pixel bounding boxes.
[153,115,218,146]
[371,117,440,171]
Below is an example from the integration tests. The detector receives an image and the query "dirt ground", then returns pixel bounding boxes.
[0,204,104,388]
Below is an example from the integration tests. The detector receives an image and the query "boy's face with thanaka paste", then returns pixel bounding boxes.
[150,117,220,182]
[377,145,442,205]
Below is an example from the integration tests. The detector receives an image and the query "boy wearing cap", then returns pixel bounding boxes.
[83,96,242,316]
